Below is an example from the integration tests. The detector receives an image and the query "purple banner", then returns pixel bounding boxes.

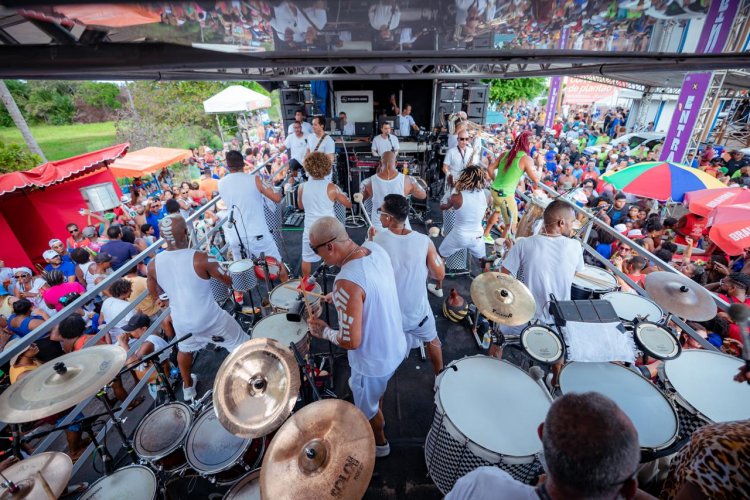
[544,26,570,130]
[660,0,740,163]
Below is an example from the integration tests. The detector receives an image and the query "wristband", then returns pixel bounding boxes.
[323,327,340,346]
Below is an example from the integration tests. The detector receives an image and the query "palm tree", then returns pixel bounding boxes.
[0,80,46,162]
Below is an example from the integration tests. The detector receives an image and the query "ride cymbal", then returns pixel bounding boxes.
[470,272,536,326]
[0,345,126,423]
[213,338,300,439]
[0,452,72,499]
[260,399,375,500]
[644,271,716,321]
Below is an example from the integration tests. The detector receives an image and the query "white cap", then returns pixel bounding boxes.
[48,239,62,247]
[43,250,59,260]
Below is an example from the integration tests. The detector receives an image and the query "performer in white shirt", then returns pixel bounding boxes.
[442,128,474,187]
[371,122,400,157]
[279,121,308,174]
[368,2,400,40]
[305,116,336,164]
[337,111,356,136]
[297,152,352,277]
[218,150,290,282]
[373,194,445,376]
[396,104,419,137]
[286,108,313,135]
[307,216,407,459]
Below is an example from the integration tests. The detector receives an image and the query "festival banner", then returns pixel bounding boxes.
[563,78,619,106]
[660,0,741,163]
[544,26,570,130]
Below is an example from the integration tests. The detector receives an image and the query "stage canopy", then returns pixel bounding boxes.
[108,147,192,178]
[203,86,272,114]
[0,143,129,197]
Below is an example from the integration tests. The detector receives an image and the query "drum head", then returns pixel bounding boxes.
[229,260,254,273]
[520,325,564,364]
[79,465,157,499]
[269,279,322,310]
[572,265,617,292]
[134,402,192,460]
[634,323,681,360]
[252,314,308,347]
[223,470,261,500]
[664,350,750,423]
[560,363,678,449]
[186,406,251,474]
[436,356,549,457]
[601,292,663,323]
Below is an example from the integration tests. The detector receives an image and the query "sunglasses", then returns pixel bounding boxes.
[376,208,393,218]
[14,274,29,279]
[310,237,337,255]
[69,229,79,234]
[458,137,470,141]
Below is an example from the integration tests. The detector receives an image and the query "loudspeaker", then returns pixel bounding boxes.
[465,86,487,103]
[465,102,487,118]
[440,85,463,103]
[281,89,302,106]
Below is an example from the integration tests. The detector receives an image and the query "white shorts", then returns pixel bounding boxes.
[405,313,438,348]
[301,230,321,264]
[230,233,281,262]
[176,311,249,354]
[439,230,486,260]
[349,369,394,420]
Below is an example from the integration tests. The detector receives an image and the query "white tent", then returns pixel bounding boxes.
[202,85,272,114]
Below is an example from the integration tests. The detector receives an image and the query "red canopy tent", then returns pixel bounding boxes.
[0,144,129,268]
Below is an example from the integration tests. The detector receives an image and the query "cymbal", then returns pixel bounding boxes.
[260,399,375,500]
[470,272,536,326]
[0,345,126,423]
[0,452,72,499]
[213,338,300,439]
[644,271,716,321]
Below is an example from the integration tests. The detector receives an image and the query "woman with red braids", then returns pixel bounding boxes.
[483,130,539,243]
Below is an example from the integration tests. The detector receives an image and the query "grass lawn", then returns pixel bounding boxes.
[0,121,118,161]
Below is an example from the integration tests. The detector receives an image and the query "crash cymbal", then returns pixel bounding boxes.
[213,338,300,439]
[470,272,536,326]
[0,452,72,499]
[0,345,126,424]
[260,399,375,500]
[644,271,716,321]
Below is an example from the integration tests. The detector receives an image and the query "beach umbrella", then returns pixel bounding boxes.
[706,203,750,256]
[683,187,750,217]
[602,161,726,202]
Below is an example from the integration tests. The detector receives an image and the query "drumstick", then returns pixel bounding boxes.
[574,272,614,288]
[283,285,326,300]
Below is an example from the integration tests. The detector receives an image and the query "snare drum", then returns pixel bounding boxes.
[133,402,192,472]
[601,292,664,324]
[520,324,565,364]
[223,469,261,499]
[251,313,310,358]
[633,322,681,361]
[79,465,157,499]
[559,362,679,455]
[209,277,231,305]
[229,260,258,292]
[185,405,265,485]
[571,265,618,299]
[425,356,550,493]
[269,279,322,313]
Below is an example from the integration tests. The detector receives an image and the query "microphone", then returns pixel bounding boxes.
[529,366,553,401]
[728,304,750,379]
[286,298,305,322]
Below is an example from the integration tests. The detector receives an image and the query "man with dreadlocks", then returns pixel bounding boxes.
[147,215,248,402]
[483,130,539,243]
[429,165,488,296]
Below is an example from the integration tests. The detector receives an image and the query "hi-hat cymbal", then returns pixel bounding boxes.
[644,271,716,321]
[260,399,375,500]
[470,272,536,326]
[213,338,300,439]
[0,345,126,423]
[0,452,72,499]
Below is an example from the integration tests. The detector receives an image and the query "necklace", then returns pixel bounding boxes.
[341,245,362,267]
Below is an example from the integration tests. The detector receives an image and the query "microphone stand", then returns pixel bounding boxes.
[290,342,320,405]
[118,333,193,402]
[229,206,248,260]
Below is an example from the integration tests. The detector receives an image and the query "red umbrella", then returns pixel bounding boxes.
[684,187,750,217]
[707,203,750,256]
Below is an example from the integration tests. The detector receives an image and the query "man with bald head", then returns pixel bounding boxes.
[147,215,248,402]
[306,216,407,458]
[361,150,426,234]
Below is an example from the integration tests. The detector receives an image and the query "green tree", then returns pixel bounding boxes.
[485,78,547,104]
[76,82,122,110]
[0,80,30,128]
[0,140,43,172]
[24,81,77,125]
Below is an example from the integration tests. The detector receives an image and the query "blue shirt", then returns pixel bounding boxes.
[572,167,584,179]
[44,260,76,279]
[100,240,139,271]
[145,210,165,238]
[595,242,612,260]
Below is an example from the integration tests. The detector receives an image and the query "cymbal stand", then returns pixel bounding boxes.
[290,342,321,405]
[95,389,138,466]
[80,416,115,475]
[10,424,23,460]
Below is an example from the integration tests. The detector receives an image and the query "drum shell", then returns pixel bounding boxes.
[223,469,261,500]
[251,313,311,358]
[442,209,468,271]
[229,260,258,292]
[516,200,547,238]
[209,277,231,304]
[570,265,618,299]
[269,279,322,313]
[132,402,193,472]
[601,292,665,325]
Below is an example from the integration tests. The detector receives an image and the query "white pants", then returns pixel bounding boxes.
[301,229,321,264]
[176,310,248,353]
[439,230,486,260]
[405,312,438,349]
[230,233,281,262]
[349,369,394,420]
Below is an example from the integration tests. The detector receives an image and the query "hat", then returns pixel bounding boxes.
[545,151,556,161]
[48,239,62,248]
[120,195,130,203]
[122,313,151,332]
[13,267,32,277]
[627,229,643,238]
[43,250,59,260]
[94,252,113,264]
[4,338,33,368]
[614,224,627,234]
[82,227,96,238]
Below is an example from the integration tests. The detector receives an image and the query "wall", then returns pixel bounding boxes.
[0,211,32,269]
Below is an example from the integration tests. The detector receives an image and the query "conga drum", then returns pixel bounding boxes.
[516,197,549,238]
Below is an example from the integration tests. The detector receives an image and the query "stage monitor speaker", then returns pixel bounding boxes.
[465,86,488,104]
[281,89,301,106]
[465,102,487,118]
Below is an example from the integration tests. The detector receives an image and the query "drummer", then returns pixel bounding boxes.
[496,200,584,388]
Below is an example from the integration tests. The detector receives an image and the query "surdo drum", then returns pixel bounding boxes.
[425,356,550,493]
[251,313,311,358]
[601,292,665,324]
[269,279,322,313]
[223,469,261,499]
[78,465,158,499]
[570,265,618,300]
[132,402,193,472]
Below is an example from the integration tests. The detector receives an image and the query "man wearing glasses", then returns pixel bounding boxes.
[65,223,91,251]
[442,130,474,188]
[306,216,407,459]
[145,198,166,239]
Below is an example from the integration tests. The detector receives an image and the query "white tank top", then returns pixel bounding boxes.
[372,231,431,331]
[154,249,225,334]
[218,172,269,237]
[455,189,486,236]
[370,172,411,231]
[301,179,334,231]
[335,242,407,377]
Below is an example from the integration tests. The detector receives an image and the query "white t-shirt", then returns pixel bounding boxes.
[502,234,585,324]
[371,134,400,156]
[218,172,270,238]
[305,133,335,156]
[444,145,474,179]
[101,297,135,342]
[284,133,309,165]
[397,114,416,137]
[287,121,313,135]
[445,467,537,500]
[368,4,400,30]
[339,121,355,135]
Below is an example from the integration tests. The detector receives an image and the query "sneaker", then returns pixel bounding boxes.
[375,441,391,458]
[483,234,495,244]
[427,283,444,298]
[183,374,198,402]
